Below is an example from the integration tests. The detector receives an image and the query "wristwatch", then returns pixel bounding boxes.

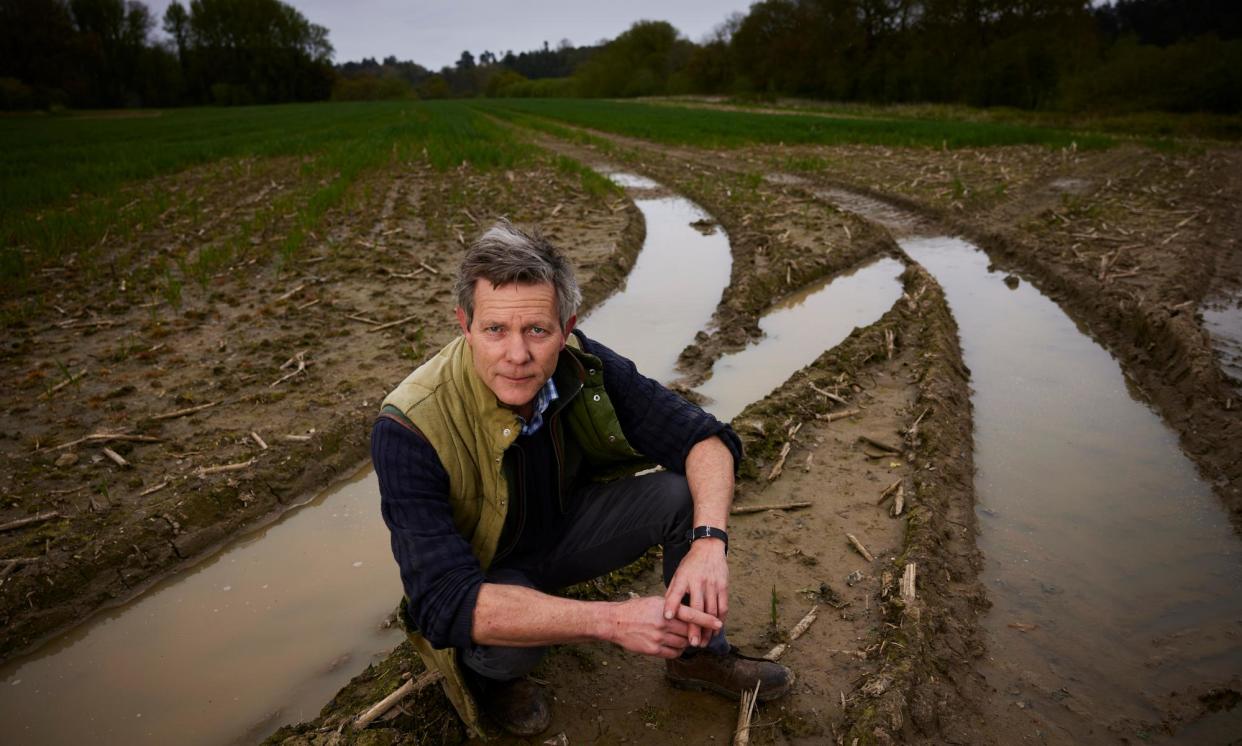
[687,525,728,554]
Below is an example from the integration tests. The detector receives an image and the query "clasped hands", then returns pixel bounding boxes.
[607,538,728,659]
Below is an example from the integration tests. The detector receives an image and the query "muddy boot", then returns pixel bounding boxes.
[480,677,551,737]
[665,646,794,701]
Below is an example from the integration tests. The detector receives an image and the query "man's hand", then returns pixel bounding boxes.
[662,537,729,647]
[606,596,722,658]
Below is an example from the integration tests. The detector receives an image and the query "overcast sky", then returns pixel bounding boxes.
[143,0,756,70]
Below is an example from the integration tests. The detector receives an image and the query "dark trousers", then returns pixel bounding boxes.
[461,470,729,681]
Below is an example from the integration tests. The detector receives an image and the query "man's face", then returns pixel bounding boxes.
[456,280,575,419]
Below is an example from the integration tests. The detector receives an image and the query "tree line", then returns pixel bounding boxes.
[1,0,333,108]
[336,0,1242,114]
[2,0,1239,113]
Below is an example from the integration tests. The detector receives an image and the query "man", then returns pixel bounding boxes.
[373,220,792,737]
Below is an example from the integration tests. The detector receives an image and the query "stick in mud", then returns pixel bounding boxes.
[733,679,761,746]
[818,408,861,422]
[731,501,813,515]
[101,447,130,468]
[38,368,88,401]
[0,511,63,534]
[275,283,305,301]
[767,441,793,481]
[904,407,931,443]
[846,533,875,562]
[808,382,849,406]
[876,479,902,505]
[764,604,820,661]
[892,484,905,517]
[197,458,255,477]
[900,563,917,603]
[139,480,168,497]
[151,400,220,421]
[354,670,444,730]
[49,431,162,452]
[250,431,269,450]
[367,314,419,333]
[271,353,307,387]
[0,557,42,580]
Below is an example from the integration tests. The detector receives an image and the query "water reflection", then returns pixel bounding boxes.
[695,257,905,422]
[903,236,1242,733]
[580,188,732,382]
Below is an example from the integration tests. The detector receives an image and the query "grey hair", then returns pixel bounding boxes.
[454,219,582,329]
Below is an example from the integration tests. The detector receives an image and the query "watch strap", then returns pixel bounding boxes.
[687,525,728,554]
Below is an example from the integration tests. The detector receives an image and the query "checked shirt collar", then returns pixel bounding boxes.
[517,377,559,436]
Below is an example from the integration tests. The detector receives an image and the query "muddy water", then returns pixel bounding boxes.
[0,174,735,745]
[0,467,403,745]
[581,174,731,380]
[1201,295,1242,390]
[694,257,905,422]
[902,236,1242,741]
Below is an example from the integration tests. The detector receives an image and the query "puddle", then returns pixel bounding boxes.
[0,466,402,746]
[902,235,1242,739]
[605,172,661,190]
[582,174,732,381]
[0,173,734,745]
[694,257,905,422]
[1201,294,1242,390]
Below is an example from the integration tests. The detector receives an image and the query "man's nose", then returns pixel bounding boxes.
[504,333,532,364]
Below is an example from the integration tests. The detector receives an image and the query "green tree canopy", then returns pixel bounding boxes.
[573,20,694,97]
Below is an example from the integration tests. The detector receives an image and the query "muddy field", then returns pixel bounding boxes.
[4,107,1240,745]
[0,151,642,657]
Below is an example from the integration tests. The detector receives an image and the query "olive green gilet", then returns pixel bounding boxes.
[379,332,647,738]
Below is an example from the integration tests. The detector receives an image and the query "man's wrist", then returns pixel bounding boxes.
[690,536,727,555]
[598,600,622,644]
[687,525,728,554]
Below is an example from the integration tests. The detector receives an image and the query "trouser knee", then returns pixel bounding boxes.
[652,472,694,583]
[649,471,694,536]
[461,641,546,681]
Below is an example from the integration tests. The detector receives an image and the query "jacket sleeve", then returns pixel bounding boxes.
[574,330,743,473]
[372,416,484,650]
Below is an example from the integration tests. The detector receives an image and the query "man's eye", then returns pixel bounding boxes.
[529,326,547,336]
[484,325,503,334]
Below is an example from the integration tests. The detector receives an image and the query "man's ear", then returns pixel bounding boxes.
[455,307,471,338]
[561,315,576,346]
